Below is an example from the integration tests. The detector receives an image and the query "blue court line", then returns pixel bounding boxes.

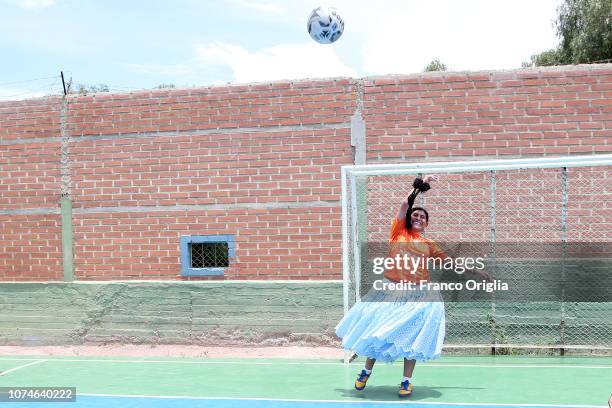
[11,395,602,408]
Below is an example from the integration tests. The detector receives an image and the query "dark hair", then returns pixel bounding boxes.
[404,178,432,230]
[406,206,429,229]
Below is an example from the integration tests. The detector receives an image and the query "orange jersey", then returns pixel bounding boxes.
[383,217,447,283]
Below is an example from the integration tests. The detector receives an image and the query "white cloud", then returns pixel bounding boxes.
[228,0,283,14]
[0,87,51,101]
[195,41,358,83]
[2,0,56,9]
[127,62,197,77]
[216,0,559,74]
[356,0,559,73]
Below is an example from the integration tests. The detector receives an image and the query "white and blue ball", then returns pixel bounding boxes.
[307,6,344,44]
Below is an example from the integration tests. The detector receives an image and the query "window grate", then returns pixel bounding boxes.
[190,242,229,268]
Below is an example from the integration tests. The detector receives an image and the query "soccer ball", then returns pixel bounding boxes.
[307,6,344,44]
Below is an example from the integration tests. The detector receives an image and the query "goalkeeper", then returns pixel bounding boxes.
[336,175,446,397]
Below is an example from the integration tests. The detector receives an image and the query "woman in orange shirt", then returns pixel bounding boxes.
[335,175,445,397]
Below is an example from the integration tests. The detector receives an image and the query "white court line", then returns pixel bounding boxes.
[0,359,46,376]
[0,358,273,365]
[286,362,612,369]
[0,358,610,369]
[80,393,606,408]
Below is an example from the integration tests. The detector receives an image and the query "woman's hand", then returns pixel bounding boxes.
[423,174,438,184]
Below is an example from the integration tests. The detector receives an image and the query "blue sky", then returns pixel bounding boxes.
[0,0,561,100]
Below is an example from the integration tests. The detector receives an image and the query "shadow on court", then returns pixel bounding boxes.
[335,385,484,401]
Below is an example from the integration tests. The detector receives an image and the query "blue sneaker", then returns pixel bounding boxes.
[354,369,370,390]
[398,379,412,397]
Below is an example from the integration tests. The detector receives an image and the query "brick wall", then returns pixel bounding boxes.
[1,98,64,280]
[1,65,611,281]
[364,67,611,160]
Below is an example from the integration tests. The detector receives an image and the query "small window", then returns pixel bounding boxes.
[191,242,229,268]
[180,235,234,276]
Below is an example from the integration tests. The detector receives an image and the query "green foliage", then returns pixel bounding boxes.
[557,0,612,63]
[522,49,563,67]
[525,0,612,66]
[424,59,447,72]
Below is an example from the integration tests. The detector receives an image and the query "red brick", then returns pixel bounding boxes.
[2,66,612,280]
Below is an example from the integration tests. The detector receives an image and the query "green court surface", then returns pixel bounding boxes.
[0,355,610,407]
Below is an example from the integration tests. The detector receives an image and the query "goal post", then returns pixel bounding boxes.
[341,154,612,354]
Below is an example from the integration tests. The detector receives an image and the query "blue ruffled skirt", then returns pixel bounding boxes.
[335,282,445,362]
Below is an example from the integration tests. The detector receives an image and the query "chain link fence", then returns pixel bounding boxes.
[342,156,612,350]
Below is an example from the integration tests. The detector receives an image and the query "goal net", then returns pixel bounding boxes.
[341,155,612,351]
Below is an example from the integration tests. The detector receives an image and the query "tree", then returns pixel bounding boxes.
[424,59,447,72]
[522,49,562,67]
[525,0,612,66]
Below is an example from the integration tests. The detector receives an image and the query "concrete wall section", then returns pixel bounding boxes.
[0,281,343,346]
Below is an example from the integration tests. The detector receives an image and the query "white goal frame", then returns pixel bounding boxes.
[340,154,612,359]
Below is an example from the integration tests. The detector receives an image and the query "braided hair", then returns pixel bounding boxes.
[405,178,430,230]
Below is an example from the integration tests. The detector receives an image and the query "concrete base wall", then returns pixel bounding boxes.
[0,281,343,346]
